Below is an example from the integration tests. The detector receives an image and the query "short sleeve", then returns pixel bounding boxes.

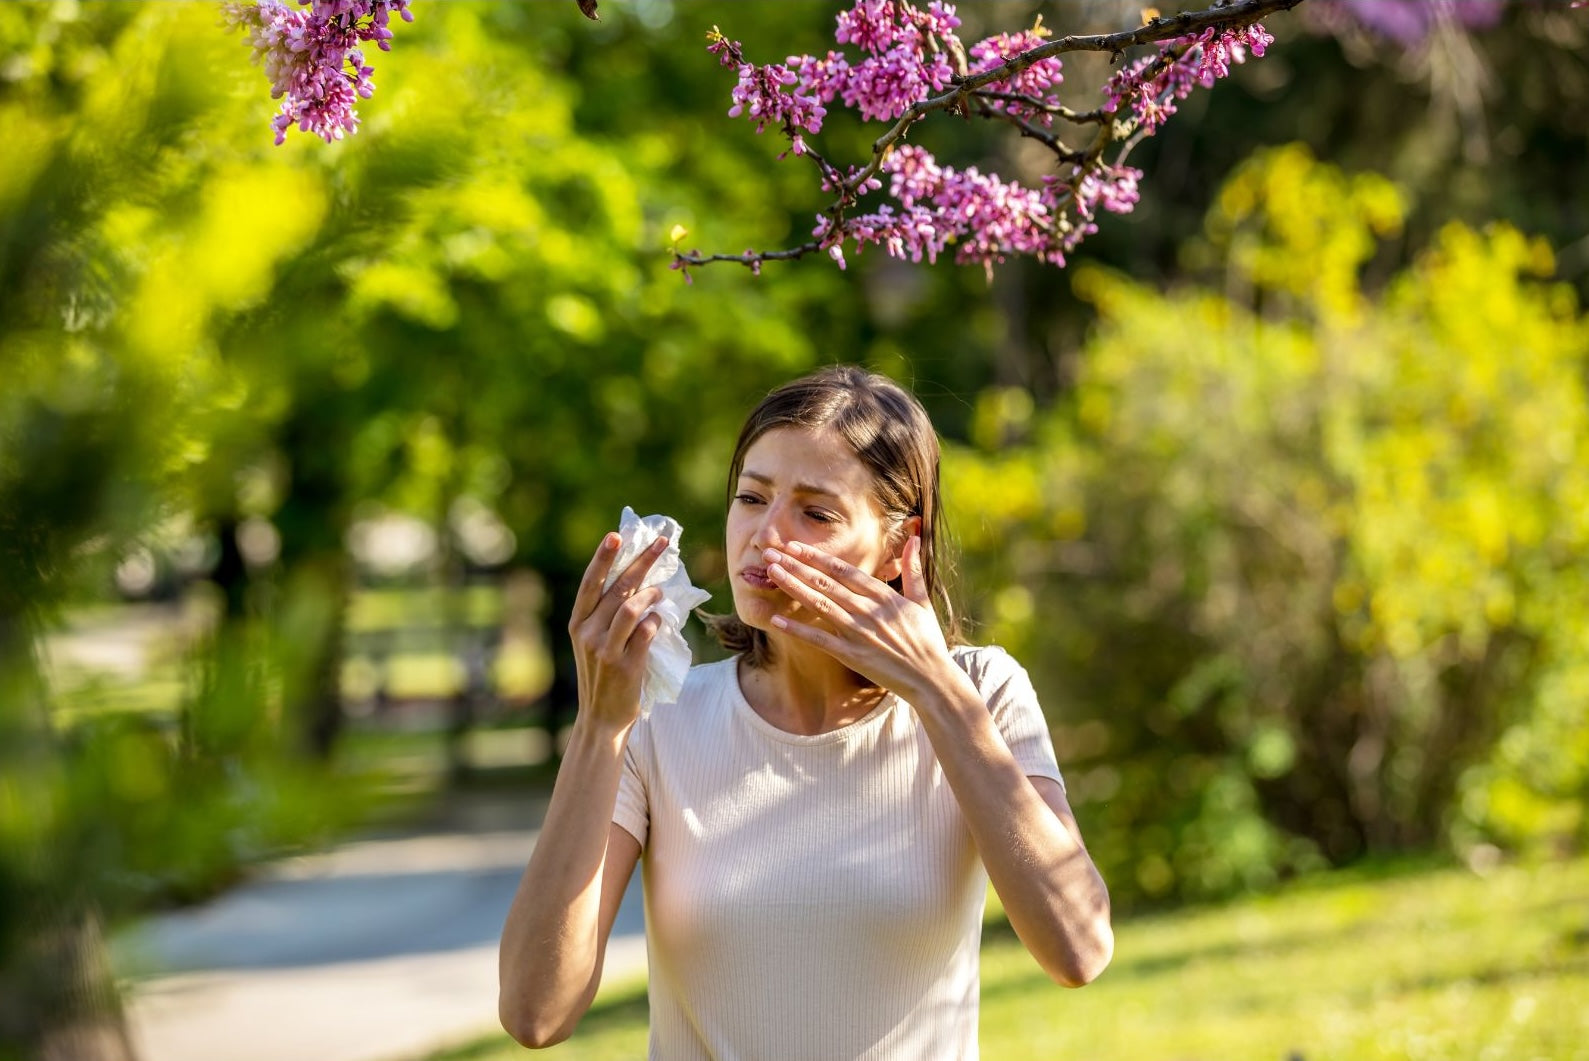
[955,645,1065,791]
[612,716,651,849]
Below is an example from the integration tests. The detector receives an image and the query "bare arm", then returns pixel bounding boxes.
[909,672,1112,986]
[497,531,667,1047]
[498,738,642,1047]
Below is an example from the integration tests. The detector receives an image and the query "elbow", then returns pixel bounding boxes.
[1051,922,1113,988]
[499,996,577,1050]
[1040,896,1114,989]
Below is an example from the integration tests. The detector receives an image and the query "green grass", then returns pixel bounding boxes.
[436,855,1589,1061]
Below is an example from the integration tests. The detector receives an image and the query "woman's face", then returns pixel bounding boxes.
[726,425,903,632]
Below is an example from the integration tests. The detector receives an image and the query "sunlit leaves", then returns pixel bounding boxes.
[947,145,1589,902]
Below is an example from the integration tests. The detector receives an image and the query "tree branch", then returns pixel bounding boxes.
[972,90,1112,126]
[970,99,1088,163]
[955,0,1305,91]
[676,0,1309,273]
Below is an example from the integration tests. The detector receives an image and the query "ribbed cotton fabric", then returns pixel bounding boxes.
[612,645,1063,1061]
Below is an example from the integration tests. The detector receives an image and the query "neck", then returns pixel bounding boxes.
[742,633,885,736]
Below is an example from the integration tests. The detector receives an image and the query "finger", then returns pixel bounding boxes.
[603,585,664,658]
[770,612,846,656]
[763,546,872,613]
[781,541,885,599]
[901,535,930,605]
[628,610,665,653]
[765,552,861,625]
[571,532,621,627]
[593,537,670,624]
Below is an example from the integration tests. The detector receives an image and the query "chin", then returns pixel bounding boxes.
[729,595,775,631]
[728,586,787,632]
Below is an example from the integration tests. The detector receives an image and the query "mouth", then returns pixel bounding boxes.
[738,566,777,591]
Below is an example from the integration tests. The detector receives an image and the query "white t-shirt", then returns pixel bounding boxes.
[612,645,1064,1060]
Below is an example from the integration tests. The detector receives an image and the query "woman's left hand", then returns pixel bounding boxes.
[763,535,955,702]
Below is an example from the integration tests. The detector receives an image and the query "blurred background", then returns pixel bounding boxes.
[2,1,1587,1059]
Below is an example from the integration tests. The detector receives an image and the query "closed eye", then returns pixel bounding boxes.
[805,509,835,524]
[733,492,764,506]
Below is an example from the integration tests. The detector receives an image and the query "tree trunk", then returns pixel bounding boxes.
[273,402,355,762]
[0,614,139,1061]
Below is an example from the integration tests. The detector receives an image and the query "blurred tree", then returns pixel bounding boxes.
[948,144,1589,907]
[0,5,856,1050]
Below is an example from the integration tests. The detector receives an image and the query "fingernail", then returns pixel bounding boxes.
[785,541,803,556]
[603,534,618,550]
[653,538,669,551]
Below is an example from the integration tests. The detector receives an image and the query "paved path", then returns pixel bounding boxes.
[113,790,646,1061]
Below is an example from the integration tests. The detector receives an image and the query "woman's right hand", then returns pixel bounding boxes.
[567,531,669,733]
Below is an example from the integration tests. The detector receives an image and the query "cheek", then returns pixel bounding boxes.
[817,528,890,572]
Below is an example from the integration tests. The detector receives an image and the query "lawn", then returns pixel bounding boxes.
[437,854,1589,1061]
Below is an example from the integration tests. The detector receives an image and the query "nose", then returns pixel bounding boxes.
[749,500,794,554]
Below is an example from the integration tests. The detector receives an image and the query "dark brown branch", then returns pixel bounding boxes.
[954,0,1305,92]
[970,100,1087,163]
[972,89,1111,126]
[842,0,1298,199]
[674,242,824,268]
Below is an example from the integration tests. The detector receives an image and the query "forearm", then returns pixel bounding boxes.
[498,720,631,1046]
[912,667,1113,986]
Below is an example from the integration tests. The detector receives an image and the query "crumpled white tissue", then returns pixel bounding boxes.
[602,506,712,711]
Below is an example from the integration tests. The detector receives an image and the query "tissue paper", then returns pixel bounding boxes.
[602,507,712,711]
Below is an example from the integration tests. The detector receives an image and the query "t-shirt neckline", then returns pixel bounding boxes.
[730,657,899,746]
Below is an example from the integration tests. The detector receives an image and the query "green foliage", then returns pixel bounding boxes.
[0,1,858,955]
[947,145,1589,906]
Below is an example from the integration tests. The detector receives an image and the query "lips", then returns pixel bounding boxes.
[739,565,777,590]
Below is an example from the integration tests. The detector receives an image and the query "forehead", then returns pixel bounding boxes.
[738,426,874,496]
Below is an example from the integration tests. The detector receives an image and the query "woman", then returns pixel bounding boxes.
[499,366,1112,1058]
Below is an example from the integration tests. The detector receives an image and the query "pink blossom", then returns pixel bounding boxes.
[1074,164,1143,222]
[703,3,1280,276]
[824,145,1067,273]
[969,29,1064,126]
[226,0,412,144]
[1104,24,1273,135]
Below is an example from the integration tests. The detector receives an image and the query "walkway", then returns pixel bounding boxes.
[113,789,647,1061]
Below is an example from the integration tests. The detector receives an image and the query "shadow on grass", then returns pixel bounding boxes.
[434,981,650,1060]
[981,912,1354,998]
[1366,954,1589,1001]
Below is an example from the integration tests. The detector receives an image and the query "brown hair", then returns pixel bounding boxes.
[702,364,961,667]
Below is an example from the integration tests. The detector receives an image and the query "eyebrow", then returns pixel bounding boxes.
[740,470,841,500]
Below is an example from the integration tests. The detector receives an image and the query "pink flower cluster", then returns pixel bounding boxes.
[226,0,413,145]
[709,0,963,143]
[968,27,1066,127]
[1105,23,1274,135]
[820,145,1074,274]
[705,2,1277,275]
[708,30,827,156]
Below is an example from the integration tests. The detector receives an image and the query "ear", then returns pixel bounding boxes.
[877,515,922,583]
